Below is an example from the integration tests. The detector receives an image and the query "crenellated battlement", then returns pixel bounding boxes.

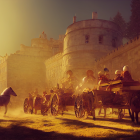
[0,54,9,64]
[20,44,51,51]
[95,35,140,63]
[8,53,47,60]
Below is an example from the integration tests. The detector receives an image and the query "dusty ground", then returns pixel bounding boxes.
[0,107,140,140]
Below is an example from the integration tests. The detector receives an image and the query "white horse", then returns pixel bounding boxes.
[0,87,17,115]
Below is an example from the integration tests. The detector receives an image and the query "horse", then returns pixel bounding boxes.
[129,94,140,123]
[0,87,17,115]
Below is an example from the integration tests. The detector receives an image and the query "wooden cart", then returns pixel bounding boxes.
[50,88,75,116]
[74,80,140,120]
[24,93,52,115]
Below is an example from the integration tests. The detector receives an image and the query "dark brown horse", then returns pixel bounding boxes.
[0,87,17,115]
[129,95,140,123]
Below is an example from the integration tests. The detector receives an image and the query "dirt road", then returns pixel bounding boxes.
[0,108,140,140]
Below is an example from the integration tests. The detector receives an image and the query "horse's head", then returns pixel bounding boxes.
[1,87,17,96]
[9,87,17,96]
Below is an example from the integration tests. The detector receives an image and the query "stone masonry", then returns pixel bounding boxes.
[1,12,140,108]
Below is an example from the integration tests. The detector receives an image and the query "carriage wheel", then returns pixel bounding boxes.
[51,94,59,116]
[74,96,87,119]
[24,98,33,114]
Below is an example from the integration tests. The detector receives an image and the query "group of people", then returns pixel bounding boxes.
[29,65,133,98]
[60,69,96,92]
[98,65,133,86]
[60,65,134,92]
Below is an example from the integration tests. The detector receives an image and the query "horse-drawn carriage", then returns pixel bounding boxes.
[23,79,140,123]
[23,86,76,116]
[74,80,140,123]
[50,88,75,116]
[24,92,52,115]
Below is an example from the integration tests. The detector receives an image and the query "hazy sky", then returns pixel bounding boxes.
[0,0,131,56]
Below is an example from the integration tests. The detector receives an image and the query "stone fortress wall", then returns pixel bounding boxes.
[45,35,140,88]
[0,32,64,107]
[94,36,140,81]
[7,54,46,107]
[45,53,63,89]
[63,18,122,76]
[45,12,123,88]
[1,12,140,108]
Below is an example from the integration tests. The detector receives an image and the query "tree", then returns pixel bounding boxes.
[111,12,127,38]
[126,0,140,39]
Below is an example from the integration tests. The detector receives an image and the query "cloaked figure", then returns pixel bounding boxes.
[61,70,78,91]
[114,70,123,80]
[34,88,39,96]
[104,68,110,79]
[98,71,109,85]
[106,70,123,91]
[121,65,134,81]
[81,70,96,114]
[42,91,47,98]
[82,70,96,89]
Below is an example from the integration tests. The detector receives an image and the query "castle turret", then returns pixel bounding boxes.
[73,15,76,23]
[63,12,123,78]
[92,12,98,19]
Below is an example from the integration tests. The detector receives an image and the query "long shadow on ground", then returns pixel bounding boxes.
[0,117,140,140]
[0,123,140,140]
[0,124,93,140]
[88,117,140,127]
[58,118,134,132]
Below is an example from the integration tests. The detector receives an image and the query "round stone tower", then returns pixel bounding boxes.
[62,12,123,78]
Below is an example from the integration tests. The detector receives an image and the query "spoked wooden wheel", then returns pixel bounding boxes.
[74,96,87,119]
[24,98,33,114]
[51,94,59,116]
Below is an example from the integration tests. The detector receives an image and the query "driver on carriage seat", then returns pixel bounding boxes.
[104,68,110,79]
[42,91,47,103]
[33,88,41,97]
[121,65,134,81]
[98,71,109,85]
[60,70,78,92]
[105,70,123,91]
[42,91,47,97]
[114,70,123,80]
